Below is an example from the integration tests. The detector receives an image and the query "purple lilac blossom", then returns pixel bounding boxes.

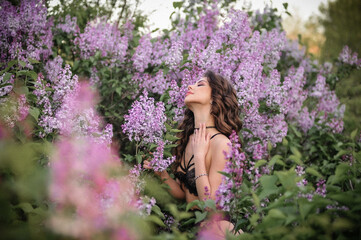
[150,140,176,172]
[55,82,113,145]
[34,59,79,138]
[0,93,29,128]
[49,136,136,238]
[0,73,15,97]
[122,90,166,144]
[129,164,144,195]
[55,15,78,34]
[215,131,247,211]
[74,17,128,67]
[338,46,361,67]
[315,179,327,197]
[33,73,58,137]
[0,0,53,68]
[135,196,156,216]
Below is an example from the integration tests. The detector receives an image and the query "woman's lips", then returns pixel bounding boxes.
[186,91,193,96]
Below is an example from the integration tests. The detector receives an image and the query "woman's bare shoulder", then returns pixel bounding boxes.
[210,133,231,149]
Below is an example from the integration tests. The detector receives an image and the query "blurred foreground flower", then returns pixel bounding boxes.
[49,82,139,239]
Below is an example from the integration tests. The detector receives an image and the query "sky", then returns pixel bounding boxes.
[139,0,329,31]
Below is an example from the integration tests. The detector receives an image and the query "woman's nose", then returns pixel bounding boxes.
[188,85,193,90]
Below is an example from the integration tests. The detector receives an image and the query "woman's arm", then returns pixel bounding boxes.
[193,123,230,201]
[143,160,185,200]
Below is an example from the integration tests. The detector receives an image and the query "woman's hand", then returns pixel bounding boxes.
[192,123,211,160]
[143,159,162,177]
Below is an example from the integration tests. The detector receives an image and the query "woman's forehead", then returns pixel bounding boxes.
[196,77,208,84]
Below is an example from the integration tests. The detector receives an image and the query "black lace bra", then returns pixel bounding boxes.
[174,133,223,196]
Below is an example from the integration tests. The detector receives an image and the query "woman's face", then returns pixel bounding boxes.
[184,77,212,107]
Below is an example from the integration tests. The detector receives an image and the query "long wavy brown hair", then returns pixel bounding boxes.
[172,70,242,171]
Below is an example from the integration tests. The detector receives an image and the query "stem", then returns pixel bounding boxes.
[349,179,354,191]
[135,141,139,156]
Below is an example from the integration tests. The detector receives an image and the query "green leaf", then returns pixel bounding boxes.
[15,202,34,213]
[350,128,358,141]
[255,159,267,168]
[28,58,40,64]
[136,154,142,164]
[27,71,38,80]
[151,205,165,219]
[283,3,288,10]
[298,198,313,220]
[250,213,259,227]
[173,1,183,9]
[182,218,196,227]
[19,60,27,67]
[146,215,166,227]
[290,124,302,138]
[170,128,183,133]
[305,167,323,178]
[330,163,349,184]
[259,175,279,199]
[29,107,40,122]
[194,211,207,224]
[252,192,260,208]
[3,72,13,82]
[204,199,216,210]
[165,133,179,142]
[269,155,282,166]
[186,200,202,212]
[268,209,286,219]
[282,137,288,147]
[275,170,297,190]
[1,59,17,74]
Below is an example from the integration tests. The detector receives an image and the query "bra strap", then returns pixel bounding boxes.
[210,132,222,139]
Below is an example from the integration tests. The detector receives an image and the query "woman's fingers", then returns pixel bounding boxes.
[143,160,151,169]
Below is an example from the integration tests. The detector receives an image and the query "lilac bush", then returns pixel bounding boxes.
[128,3,352,163]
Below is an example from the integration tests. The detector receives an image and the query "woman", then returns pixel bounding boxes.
[144,70,243,238]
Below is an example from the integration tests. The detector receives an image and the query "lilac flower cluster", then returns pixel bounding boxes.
[338,46,361,67]
[55,15,78,34]
[122,90,166,144]
[129,164,145,195]
[215,131,248,211]
[135,196,156,216]
[33,58,79,138]
[315,179,327,197]
[0,73,14,97]
[0,93,29,128]
[0,0,53,68]
[33,73,58,137]
[55,82,113,145]
[74,17,128,67]
[150,140,176,172]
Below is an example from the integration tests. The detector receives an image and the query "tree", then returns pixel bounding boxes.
[319,0,361,132]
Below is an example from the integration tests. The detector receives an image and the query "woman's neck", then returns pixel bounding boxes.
[192,107,215,129]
